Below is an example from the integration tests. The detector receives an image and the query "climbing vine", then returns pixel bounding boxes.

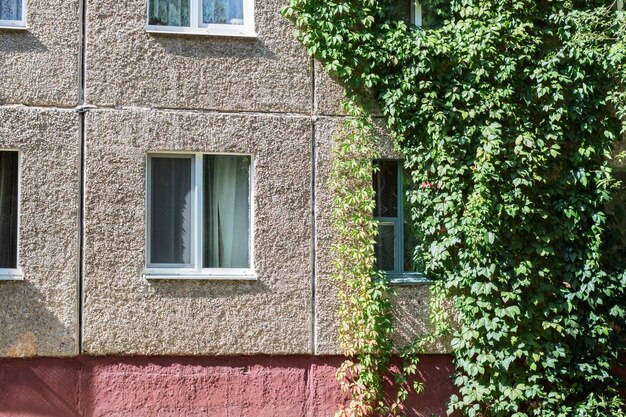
[284,0,626,416]
[328,102,438,416]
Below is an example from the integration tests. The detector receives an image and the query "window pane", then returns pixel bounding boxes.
[375,223,395,272]
[602,170,626,272]
[149,157,192,265]
[0,151,18,269]
[373,160,398,217]
[203,155,250,268]
[403,218,418,273]
[148,0,190,26]
[202,0,244,25]
[0,0,22,21]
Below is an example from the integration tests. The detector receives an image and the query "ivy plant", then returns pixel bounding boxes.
[283,0,626,416]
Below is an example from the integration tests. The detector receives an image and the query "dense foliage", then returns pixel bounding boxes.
[283,1,626,416]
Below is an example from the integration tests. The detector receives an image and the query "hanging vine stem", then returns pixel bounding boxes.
[285,1,626,416]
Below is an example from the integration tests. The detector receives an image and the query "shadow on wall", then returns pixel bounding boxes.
[150,33,275,60]
[0,30,47,53]
[0,281,75,357]
[0,358,81,417]
[387,355,457,417]
[391,285,433,348]
[146,278,270,300]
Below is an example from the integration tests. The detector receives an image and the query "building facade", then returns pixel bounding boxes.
[0,0,457,415]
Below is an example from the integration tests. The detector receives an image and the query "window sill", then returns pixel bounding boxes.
[386,272,432,286]
[145,25,257,38]
[0,24,27,30]
[144,270,257,281]
[0,269,24,281]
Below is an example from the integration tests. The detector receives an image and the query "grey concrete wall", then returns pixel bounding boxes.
[0,0,80,106]
[0,107,80,356]
[81,0,320,355]
[82,108,313,355]
[85,0,311,113]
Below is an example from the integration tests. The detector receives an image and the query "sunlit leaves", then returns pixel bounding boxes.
[283,1,626,416]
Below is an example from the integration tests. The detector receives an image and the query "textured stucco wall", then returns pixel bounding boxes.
[0,107,80,356]
[0,0,436,359]
[0,0,80,106]
[82,108,313,355]
[86,0,312,113]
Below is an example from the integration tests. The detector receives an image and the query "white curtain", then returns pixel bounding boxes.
[150,157,192,265]
[148,0,190,26]
[0,152,18,269]
[202,0,243,25]
[0,0,22,21]
[204,155,249,268]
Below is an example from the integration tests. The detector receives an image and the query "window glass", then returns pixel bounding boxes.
[0,151,18,270]
[203,155,250,268]
[602,170,626,273]
[403,210,418,272]
[146,0,254,35]
[373,160,398,218]
[373,160,419,274]
[147,154,252,274]
[202,0,243,25]
[0,0,22,21]
[148,0,190,26]
[149,157,193,265]
[375,223,396,272]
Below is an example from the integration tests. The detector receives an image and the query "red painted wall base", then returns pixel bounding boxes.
[0,355,455,417]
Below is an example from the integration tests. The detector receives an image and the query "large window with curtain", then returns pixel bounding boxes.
[0,0,26,27]
[146,0,255,37]
[145,153,253,279]
[0,151,19,272]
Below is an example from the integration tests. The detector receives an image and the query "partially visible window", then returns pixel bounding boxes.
[409,1,445,29]
[410,1,422,27]
[0,0,26,28]
[602,169,626,273]
[373,160,426,283]
[145,153,254,279]
[146,0,255,37]
[0,151,19,273]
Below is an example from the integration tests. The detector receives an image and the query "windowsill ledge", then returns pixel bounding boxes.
[387,272,432,286]
[0,269,24,281]
[145,25,257,38]
[0,25,27,30]
[144,271,257,281]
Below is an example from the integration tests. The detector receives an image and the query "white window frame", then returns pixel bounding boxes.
[0,149,22,281]
[144,152,255,280]
[410,1,422,27]
[0,0,27,30]
[145,0,256,37]
[374,160,429,285]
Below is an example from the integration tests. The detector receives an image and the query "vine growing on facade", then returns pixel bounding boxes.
[283,1,626,416]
